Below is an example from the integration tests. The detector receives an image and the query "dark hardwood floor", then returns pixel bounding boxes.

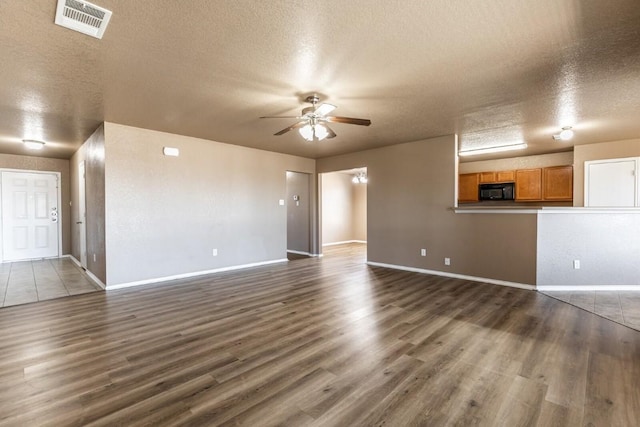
[1,243,639,426]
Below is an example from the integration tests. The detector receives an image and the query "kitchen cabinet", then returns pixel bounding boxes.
[479,172,496,183]
[496,170,515,182]
[516,169,542,201]
[478,170,515,183]
[459,173,479,202]
[543,165,573,201]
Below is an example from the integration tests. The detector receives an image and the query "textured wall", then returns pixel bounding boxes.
[318,135,537,285]
[104,123,315,286]
[573,138,640,206]
[537,212,640,287]
[0,154,71,255]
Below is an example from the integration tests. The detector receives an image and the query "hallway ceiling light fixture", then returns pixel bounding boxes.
[23,139,46,150]
[458,142,527,157]
[352,171,368,184]
[552,126,574,141]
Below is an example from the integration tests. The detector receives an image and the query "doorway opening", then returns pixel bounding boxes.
[286,171,312,260]
[320,167,367,261]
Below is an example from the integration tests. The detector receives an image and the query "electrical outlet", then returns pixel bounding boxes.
[573,260,580,269]
[212,248,218,257]
[420,249,427,256]
[444,257,451,266]
[93,253,96,262]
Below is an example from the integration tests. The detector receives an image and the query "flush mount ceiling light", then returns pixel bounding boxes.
[352,171,368,184]
[458,142,527,157]
[23,139,46,150]
[552,126,574,141]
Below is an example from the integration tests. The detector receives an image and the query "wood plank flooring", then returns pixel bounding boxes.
[1,243,640,426]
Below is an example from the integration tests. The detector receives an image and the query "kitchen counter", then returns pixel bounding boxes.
[453,206,640,214]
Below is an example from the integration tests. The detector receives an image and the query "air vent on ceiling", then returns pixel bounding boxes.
[55,0,112,39]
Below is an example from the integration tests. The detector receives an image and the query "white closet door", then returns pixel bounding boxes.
[585,158,638,207]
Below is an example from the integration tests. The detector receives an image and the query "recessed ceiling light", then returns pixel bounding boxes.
[23,139,46,150]
[458,143,527,157]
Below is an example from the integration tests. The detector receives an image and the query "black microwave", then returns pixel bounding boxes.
[479,182,515,201]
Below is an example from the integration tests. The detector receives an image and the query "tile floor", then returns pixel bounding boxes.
[0,257,102,307]
[542,290,640,331]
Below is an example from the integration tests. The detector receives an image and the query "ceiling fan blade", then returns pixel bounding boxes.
[274,121,306,136]
[315,103,336,116]
[325,124,337,139]
[325,116,371,126]
[260,115,301,119]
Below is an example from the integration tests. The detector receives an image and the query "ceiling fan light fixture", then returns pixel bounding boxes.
[299,124,313,141]
[315,124,329,141]
[315,103,336,116]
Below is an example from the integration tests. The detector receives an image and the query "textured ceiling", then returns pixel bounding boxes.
[0,0,639,160]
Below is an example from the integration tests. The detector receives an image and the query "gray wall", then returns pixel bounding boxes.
[103,123,315,286]
[70,124,107,283]
[318,135,538,285]
[0,154,71,255]
[286,171,311,253]
[537,211,640,287]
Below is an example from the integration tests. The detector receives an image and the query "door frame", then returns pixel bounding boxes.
[78,161,88,268]
[0,168,63,262]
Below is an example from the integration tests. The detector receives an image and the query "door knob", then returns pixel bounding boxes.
[76,221,83,224]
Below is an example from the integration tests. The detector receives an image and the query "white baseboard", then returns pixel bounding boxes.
[287,250,323,257]
[106,258,288,291]
[366,261,535,291]
[538,285,640,291]
[65,255,106,290]
[322,240,367,247]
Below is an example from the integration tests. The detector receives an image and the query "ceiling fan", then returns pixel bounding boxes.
[260,95,371,141]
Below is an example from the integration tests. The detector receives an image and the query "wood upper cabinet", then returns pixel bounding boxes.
[458,173,479,202]
[515,169,542,201]
[496,170,515,182]
[479,172,496,183]
[543,165,573,200]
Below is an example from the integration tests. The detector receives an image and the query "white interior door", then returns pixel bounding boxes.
[585,158,638,207]
[78,161,88,268]
[1,171,60,261]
